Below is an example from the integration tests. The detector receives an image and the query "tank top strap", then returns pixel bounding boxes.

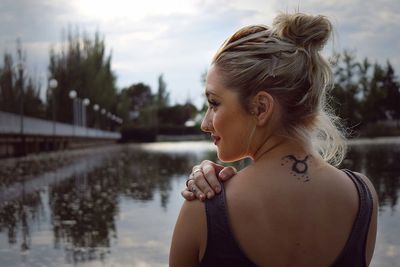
[200,182,258,267]
[331,169,374,267]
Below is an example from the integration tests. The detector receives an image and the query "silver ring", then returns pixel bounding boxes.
[186,178,194,187]
[192,168,202,175]
[191,186,197,193]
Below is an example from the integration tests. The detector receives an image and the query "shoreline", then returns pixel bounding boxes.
[1,136,399,183]
[347,136,400,145]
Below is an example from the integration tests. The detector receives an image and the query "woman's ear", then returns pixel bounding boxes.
[252,91,274,126]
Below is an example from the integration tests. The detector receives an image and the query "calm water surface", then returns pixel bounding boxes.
[0,141,399,267]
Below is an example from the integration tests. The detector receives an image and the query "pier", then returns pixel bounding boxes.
[0,111,120,158]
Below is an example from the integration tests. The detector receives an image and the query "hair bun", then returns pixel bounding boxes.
[272,13,332,50]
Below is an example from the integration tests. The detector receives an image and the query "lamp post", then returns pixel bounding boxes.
[82,98,90,127]
[49,78,58,137]
[14,61,26,156]
[83,98,90,137]
[101,108,106,130]
[15,62,24,135]
[93,104,99,129]
[69,90,77,136]
[107,112,112,131]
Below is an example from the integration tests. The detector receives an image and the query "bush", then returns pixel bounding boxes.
[120,127,157,142]
[157,125,203,135]
[119,125,205,142]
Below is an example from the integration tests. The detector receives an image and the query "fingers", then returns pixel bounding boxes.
[182,164,208,201]
[187,161,221,201]
[200,164,221,195]
[188,177,208,201]
[181,188,196,201]
[200,160,225,173]
[188,171,214,201]
[183,161,237,201]
[192,164,201,172]
[218,166,237,181]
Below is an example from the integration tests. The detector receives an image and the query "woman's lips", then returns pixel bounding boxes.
[211,135,221,145]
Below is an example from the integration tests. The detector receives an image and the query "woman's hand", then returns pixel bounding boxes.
[181,160,237,201]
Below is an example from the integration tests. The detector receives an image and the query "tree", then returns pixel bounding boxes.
[0,40,44,118]
[383,62,400,126]
[358,58,371,98]
[0,53,17,113]
[48,29,118,126]
[157,102,197,126]
[119,82,154,126]
[156,74,169,108]
[24,77,45,118]
[362,63,387,122]
[331,51,361,129]
[329,51,400,136]
[127,83,153,111]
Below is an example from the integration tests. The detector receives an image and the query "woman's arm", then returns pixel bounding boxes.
[170,199,207,267]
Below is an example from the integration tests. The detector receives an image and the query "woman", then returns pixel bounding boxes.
[170,12,378,267]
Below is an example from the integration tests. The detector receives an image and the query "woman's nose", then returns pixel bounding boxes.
[201,112,212,133]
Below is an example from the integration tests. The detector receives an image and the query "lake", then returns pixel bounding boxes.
[0,140,399,267]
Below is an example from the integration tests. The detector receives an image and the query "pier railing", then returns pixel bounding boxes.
[0,111,120,157]
[0,111,120,139]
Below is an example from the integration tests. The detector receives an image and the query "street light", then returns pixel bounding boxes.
[69,90,77,99]
[69,90,77,136]
[49,79,58,89]
[99,108,106,130]
[106,112,113,130]
[93,104,99,129]
[15,62,25,136]
[49,78,58,138]
[82,98,90,128]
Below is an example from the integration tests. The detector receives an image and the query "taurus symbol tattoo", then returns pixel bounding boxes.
[281,155,311,182]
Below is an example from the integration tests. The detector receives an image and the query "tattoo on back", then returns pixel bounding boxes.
[281,155,312,182]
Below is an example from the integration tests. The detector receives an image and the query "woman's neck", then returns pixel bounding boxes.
[251,134,315,163]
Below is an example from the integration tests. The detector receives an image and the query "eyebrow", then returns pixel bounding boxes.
[205,89,220,98]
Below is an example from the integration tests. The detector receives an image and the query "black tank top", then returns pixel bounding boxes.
[199,169,374,267]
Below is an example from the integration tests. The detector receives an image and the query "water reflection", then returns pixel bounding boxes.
[50,170,118,263]
[0,183,43,255]
[0,141,399,266]
[47,147,200,264]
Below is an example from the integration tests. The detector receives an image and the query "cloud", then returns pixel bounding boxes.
[286,0,400,65]
[0,0,399,107]
[0,0,80,87]
[102,4,260,104]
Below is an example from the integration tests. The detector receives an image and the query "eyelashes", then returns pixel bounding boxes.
[207,99,220,109]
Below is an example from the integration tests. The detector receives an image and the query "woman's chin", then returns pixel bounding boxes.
[217,150,243,163]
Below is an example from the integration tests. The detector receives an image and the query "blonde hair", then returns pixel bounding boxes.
[212,13,346,166]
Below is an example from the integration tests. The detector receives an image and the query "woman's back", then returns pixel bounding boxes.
[169,12,378,267]
[200,155,377,266]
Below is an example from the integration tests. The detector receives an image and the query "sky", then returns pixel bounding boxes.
[0,0,399,108]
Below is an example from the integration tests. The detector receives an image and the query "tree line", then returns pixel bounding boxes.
[0,31,399,135]
[330,51,400,134]
[0,31,198,131]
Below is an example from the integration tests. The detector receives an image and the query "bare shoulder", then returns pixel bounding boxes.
[170,199,207,267]
[222,166,261,202]
[353,171,379,201]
